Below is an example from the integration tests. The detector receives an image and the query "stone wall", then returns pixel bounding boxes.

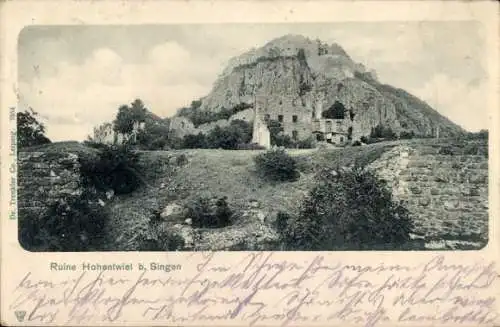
[369,140,488,248]
[18,152,82,221]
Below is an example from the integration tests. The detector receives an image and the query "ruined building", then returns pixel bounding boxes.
[251,95,271,148]
[92,121,146,145]
[251,92,352,147]
[311,98,352,145]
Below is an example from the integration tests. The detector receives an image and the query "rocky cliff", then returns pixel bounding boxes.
[174,34,464,140]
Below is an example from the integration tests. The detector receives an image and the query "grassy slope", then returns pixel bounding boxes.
[102,142,398,249]
[163,142,398,218]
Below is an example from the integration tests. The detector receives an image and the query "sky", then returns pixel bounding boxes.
[18,22,489,141]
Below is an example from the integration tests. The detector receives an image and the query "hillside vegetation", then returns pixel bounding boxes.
[102,141,401,250]
[18,135,488,251]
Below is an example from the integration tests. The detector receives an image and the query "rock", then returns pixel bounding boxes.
[255,211,266,223]
[249,200,260,209]
[194,224,279,251]
[184,218,192,225]
[98,199,106,207]
[160,183,165,189]
[106,189,114,200]
[168,224,195,249]
[160,203,184,220]
[170,34,463,141]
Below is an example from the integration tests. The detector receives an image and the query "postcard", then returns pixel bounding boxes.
[1,0,499,326]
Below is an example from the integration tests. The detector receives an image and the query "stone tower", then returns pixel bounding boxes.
[251,95,271,148]
[314,94,324,119]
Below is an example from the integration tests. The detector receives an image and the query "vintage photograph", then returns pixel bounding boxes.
[16,23,488,252]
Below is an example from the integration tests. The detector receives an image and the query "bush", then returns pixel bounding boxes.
[465,129,488,140]
[83,141,111,150]
[275,135,295,148]
[237,143,266,150]
[165,136,183,150]
[352,140,362,146]
[186,196,233,228]
[182,133,207,149]
[370,124,397,140]
[296,137,316,149]
[282,166,414,250]
[438,146,455,155]
[275,211,291,235]
[254,148,299,182]
[19,193,108,251]
[79,144,142,194]
[176,153,189,166]
[206,120,253,149]
[139,229,186,251]
[399,131,415,139]
[177,103,252,127]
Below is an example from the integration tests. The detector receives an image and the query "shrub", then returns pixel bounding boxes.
[176,153,189,166]
[140,235,185,251]
[275,211,291,235]
[83,141,111,150]
[254,148,299,182]
[463,143,482,155]
[274,134,295,148]
[79,144,142,194]
[205,120,253,149]
[19,193,108,251]
[296,137,316,149]
[165,136,183,150]
[140,230,185,251]
[282,167,414,250]
[465,129,488,140]
[399,131,415,139]
[162,233,186,251]
[237,143,266,150]
[352,140,362,146]
[182,133,207,149]
[177,103,252,127]
[136,133,169,150]
[186,196,233,228]
[347,126,353,140]
[370,124,397,140]
[438,146,455,155]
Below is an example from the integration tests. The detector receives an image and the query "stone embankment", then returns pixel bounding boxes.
[369,139,488,249]
[18,152,82,221]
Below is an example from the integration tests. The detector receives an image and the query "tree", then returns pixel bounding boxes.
[322,101,346,119]
[182,133,207,149]
[136,120,170,150]
[113,99,147,134]
[370,124,397,140]
[114,105,135,134]
[17,108,51,148]
[205,120,253,149]
[229,119,252,144]
[130,99,147,122]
